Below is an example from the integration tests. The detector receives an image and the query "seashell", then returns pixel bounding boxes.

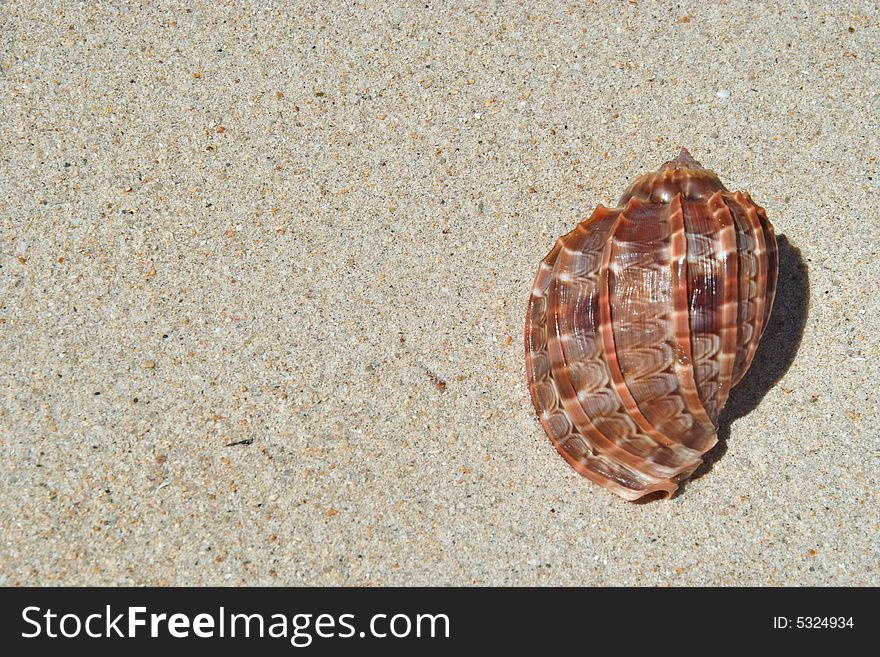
[525,149,778,501]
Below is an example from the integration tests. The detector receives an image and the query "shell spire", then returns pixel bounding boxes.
[661,147,704,170]
[525,150,778,501]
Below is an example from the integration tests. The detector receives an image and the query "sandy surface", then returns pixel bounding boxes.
[1,1,877,586]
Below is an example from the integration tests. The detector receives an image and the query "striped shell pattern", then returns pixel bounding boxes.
[525,150,778,501]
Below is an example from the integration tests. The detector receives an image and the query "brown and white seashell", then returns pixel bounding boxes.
[525,149,778,501]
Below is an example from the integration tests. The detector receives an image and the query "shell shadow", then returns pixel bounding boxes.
[676,235,810,495]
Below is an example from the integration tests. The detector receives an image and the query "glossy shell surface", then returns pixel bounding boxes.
[525,150,778,501]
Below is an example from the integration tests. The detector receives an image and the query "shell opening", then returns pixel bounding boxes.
[632,489,674,504]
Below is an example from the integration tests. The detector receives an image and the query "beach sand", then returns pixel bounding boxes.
[1,1,877,585]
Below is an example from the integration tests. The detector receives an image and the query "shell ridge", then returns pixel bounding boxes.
[753,201,779,337]
[609,195,717,454]
[592,212,703,475]
[741,201,769,370]
[548,212,695,479]
[725,191,770,385]
[704,191,740,418]
[599,203,677,449]
[682,198,725,421]
[667,194,719,448]
[598,202,708,468]
[526,216,672,496]
[547,222,627,457]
